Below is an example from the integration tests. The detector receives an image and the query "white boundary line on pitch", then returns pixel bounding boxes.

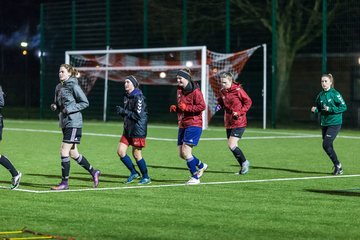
[3,174,360,194]
[5,127,360,141]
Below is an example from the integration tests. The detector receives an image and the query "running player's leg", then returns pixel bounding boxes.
[133,146,150,184]
[118,138,139,183]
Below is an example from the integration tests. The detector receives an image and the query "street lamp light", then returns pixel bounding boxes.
[20,41,29,116]
[20,41,28,55]
[20,42,28,48]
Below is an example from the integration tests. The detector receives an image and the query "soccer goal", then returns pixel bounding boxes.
[65,45,266,129]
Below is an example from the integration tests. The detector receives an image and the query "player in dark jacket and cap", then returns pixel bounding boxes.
[116,75,151,184]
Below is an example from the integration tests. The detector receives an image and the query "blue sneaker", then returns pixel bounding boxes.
[138,177,151,185]
[125,173,140,184]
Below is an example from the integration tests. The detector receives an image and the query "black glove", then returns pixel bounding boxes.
[232,112,239,120]
[116,106,126,115]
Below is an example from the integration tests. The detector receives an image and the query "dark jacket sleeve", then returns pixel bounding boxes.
[329,90,347,114]
[312,93,321,114]
[122,95,144,121]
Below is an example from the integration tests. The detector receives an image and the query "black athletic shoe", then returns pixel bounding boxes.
[333,164,343,175]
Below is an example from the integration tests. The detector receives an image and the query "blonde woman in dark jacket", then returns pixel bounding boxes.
[50,64,100,190]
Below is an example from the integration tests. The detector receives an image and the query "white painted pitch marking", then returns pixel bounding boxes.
[6,127,360,140]
[4,174,360,194]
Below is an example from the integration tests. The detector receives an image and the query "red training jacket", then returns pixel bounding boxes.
[177,84,206,128]
[217,82,252,129]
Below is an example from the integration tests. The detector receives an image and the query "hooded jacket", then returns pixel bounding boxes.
[119,88,148,138]
[217,82,252,129]
[54,77,89,128]
[176,81,206,128]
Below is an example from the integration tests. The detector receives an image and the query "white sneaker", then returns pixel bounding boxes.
[10,171,22,190]
[186,177,200,185]
[235,160,250,175]
[196,163,208,178]
[240,160,250,174]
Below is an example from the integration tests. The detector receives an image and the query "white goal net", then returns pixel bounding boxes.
[65,45,264,129]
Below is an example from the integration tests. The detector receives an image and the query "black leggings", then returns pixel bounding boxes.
[321,125,341,166]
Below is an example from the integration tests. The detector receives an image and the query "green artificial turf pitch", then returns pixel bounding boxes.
[1,120,359,239]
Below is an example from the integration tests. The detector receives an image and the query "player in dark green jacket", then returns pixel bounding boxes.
[311,73,347,175]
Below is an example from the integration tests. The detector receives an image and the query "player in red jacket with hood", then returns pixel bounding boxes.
[170,68,208,185]
[216,72,252,174]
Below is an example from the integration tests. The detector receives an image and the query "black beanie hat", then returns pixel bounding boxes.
[177,69,192,81]
[126,75,139,88]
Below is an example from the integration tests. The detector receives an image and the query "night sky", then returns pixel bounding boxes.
[0,0,54,106]
[0,0,42,51]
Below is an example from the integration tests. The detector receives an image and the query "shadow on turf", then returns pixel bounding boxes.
[147,164,235,174]
[73,172,186,183]
[244,165,327,175]
[25,173,124,189]
[306,189,360,197]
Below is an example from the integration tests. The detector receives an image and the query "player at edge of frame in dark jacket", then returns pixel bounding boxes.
[116,75,151,185]
[311,73,347,175]
[50,64,101,190]
[169,68,208,185]
[0,86,22,189]
[215,72,252,175]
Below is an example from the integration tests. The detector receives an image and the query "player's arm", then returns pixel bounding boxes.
[238,88,252,114]
[328,92,347,114]
[50,84,61,111]
[117,95,143,121]
[64,85,89,114]
[180,90,206,113]
[0,92,4,108]
[311,94,321,113]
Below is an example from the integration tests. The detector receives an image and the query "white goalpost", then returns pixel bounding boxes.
[65,45,267,129]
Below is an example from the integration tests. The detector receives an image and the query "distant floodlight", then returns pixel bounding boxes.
[358,57,360,65]
[22,50,28,56]
[20,42,28,48]
[185,61,193,68]
[159,72,166,78]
